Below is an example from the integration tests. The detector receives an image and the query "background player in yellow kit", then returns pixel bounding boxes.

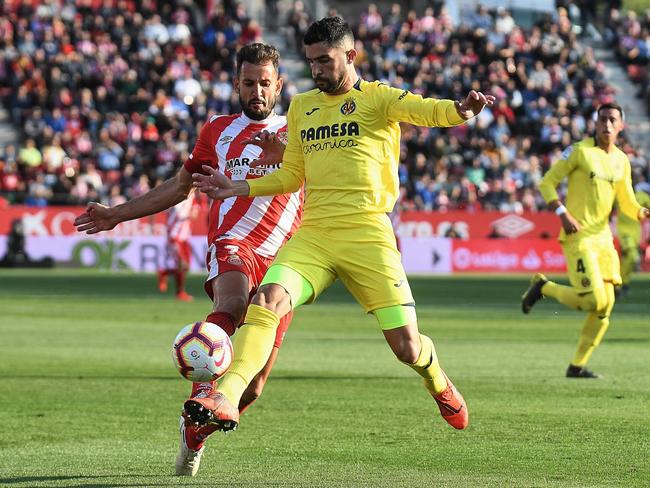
[188,17,494,431]
[521,103,650,378]
[616,185,650,296]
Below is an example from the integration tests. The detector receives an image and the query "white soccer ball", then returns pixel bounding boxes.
[172,322,233,382]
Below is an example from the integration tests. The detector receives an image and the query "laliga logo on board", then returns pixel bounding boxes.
[491,214,534,238]
[340,97,356,115]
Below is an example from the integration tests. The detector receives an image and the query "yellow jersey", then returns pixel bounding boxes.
[617,191,650,243]
[539,138,642,242]
[247,79,464,226]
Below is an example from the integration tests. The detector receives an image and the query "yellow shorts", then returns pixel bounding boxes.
[271,214,414,313]
[562,237,621,291]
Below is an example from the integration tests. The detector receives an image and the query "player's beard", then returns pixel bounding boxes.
[314,71,346,93]
[241,94,276,121]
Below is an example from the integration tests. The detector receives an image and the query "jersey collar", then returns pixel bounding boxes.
[239,111,278,125]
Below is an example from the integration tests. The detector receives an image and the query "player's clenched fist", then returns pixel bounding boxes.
[455,90,496,120]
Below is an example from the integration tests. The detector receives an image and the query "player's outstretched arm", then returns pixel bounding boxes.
[455,90,496,120]
[74,167,194,234]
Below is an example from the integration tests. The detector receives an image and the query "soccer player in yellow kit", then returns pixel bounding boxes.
[616,187,650,295]
[521,103,650,378]
[188,17,494,431]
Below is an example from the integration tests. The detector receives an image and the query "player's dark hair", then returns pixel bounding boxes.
[597,103,625,121]
[303,16,354,47]
[236,43,280,75]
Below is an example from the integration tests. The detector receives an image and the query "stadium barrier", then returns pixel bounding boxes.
[1,206,647,273]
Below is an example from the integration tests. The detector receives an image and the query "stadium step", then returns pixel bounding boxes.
[0,105,19,146]
[592,45,650,154]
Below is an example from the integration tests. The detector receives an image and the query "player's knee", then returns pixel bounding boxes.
[390,337,420,364]
[578,292,598,312]
[251,284,291,315]
[592,287,610,313]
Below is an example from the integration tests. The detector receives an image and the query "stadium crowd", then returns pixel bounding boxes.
[0,0,300,207]
[353,2,649,212]
[0,0,648,212]
[603,3,650,115]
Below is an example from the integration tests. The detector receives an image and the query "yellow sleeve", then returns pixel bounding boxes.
[615,158,642,221]
[373,83,464,127]
[538,145,577,203]
[247,102,305,197]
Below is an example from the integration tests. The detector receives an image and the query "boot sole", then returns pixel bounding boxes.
[184,400,238,432]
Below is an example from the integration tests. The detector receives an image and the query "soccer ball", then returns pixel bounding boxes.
[172,322,233,382]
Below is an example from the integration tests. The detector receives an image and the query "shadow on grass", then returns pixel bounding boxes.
[0,374,410,381]
[0,475,314,487]
[0,375,177,380]
[605,337,650,343]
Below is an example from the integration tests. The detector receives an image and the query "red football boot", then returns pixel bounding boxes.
[184,391,239,432]
[176,291,194,302]
[432,372,469,430]
[157,271,168,293]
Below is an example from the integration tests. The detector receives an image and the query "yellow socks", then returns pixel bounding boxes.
[571,283,615,367]
[405,334,448,395]
[218,304,280,405]
[571,312,610,367]
[542,281,596,311]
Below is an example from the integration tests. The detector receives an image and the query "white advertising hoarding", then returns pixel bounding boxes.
[400,237,452,274]
[0,236,209,273]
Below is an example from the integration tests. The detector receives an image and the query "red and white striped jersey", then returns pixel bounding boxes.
[167,191,196,242]
[184,112,303,258]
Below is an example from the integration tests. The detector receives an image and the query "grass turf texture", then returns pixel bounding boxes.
[0,270,648,487]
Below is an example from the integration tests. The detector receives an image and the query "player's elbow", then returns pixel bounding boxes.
[280,174,303,194]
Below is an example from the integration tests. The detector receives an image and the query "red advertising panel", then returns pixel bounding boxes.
[450,239,566,273]
[398,211,560,239]
[0,206,209,236]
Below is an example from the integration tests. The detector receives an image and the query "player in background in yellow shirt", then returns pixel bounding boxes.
[616,184,650,296]
[521,104,650,378]
[187,17,494,432]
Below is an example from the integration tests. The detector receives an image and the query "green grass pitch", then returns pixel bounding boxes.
[0,269,648,487]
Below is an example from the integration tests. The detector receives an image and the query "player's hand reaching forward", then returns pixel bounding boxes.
[243,130,286,167]
[74,202,119,234]
[640,208,650,220]
[193,165,243,200]
[455,90,496,120]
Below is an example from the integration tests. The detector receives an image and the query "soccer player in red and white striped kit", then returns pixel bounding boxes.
[157,192,199,301]
[74,43,302,476]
